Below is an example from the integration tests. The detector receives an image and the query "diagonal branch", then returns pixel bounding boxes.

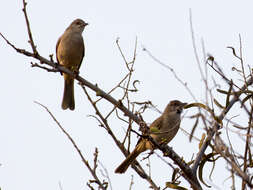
[82,86,160,190]
[34,101,107,190]
[0,31,142,125]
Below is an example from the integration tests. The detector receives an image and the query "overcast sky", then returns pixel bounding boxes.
[1,0,253,189]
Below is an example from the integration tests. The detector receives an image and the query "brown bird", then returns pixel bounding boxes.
[56,19,88,110]
[115,100,187,173]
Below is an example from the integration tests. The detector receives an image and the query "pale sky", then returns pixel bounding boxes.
[1,0,253,189]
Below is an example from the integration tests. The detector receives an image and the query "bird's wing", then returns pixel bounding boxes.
[149,116,163,131]
[77,37,85,71]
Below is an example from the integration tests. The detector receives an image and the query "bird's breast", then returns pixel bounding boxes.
[57,32,84,68]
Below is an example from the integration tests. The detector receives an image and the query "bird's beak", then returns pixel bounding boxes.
[181,103,188,109]
[84,22,89,26]
[177,102,188,114]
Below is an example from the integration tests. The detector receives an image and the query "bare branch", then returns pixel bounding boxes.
[34,101,107,190]
[22,0,38,55]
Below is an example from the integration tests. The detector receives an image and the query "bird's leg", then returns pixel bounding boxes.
[72,67,80,78]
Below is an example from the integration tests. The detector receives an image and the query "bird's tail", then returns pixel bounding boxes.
[115,140,148,173]
[62,76,75,110]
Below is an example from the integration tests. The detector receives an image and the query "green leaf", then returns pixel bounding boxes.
[225,80,233,108]
[217,89,229,94]
[213,98,224,109]
[198,152,220,188]
[165,182,188,190]
[199,133,206,149]
[189,117,199,142]
[171,168,180,181]
[241,94,252,107]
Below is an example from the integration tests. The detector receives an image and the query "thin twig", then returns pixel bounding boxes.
[22,0,38,55]
[143,47,197,102]
[34,101,107,190]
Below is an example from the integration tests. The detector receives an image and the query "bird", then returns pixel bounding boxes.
[56,19,88,110]
[115,100,187,173]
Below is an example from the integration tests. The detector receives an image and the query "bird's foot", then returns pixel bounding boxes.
[73,70,80,78]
